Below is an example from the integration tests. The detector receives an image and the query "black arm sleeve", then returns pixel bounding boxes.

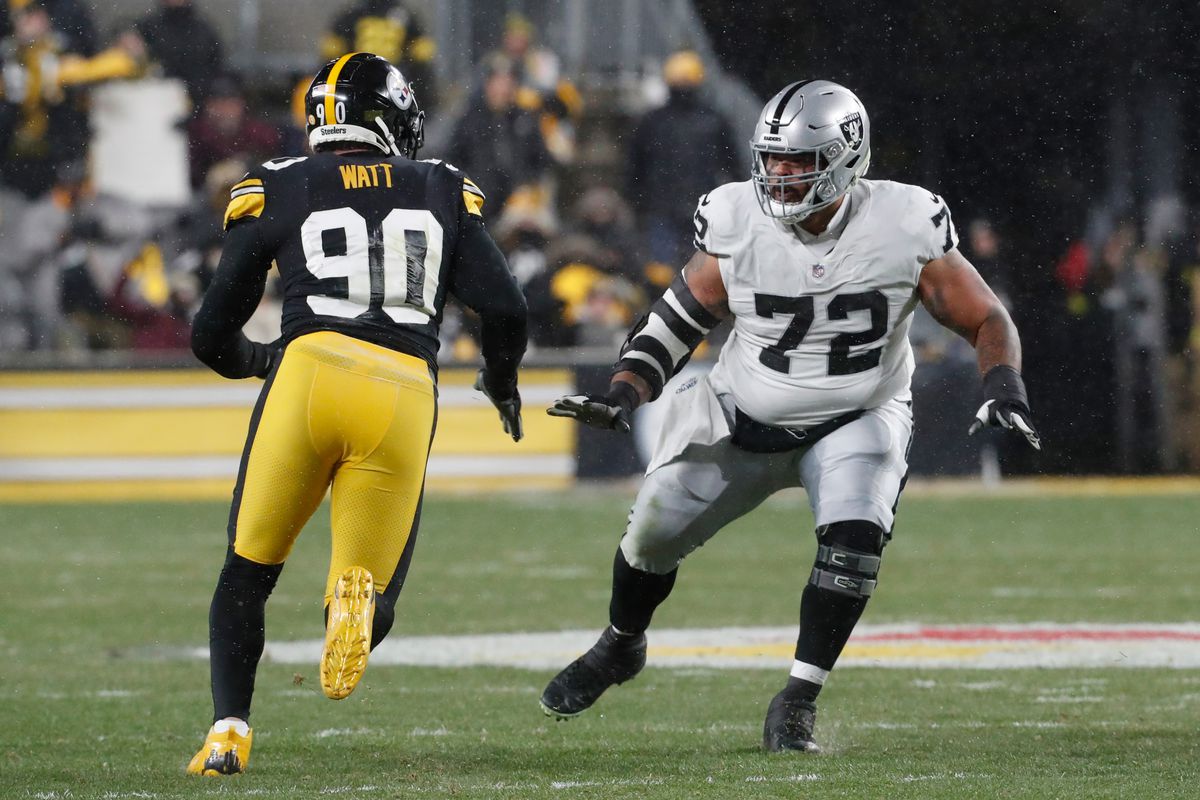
[448,215,528,396]
[190,222,274,379]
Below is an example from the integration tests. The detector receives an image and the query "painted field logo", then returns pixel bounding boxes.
[213,623,1200,671]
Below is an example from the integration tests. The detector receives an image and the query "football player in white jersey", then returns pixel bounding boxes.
[540,80,1040,752]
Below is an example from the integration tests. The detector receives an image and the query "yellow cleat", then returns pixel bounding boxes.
[321,566,375,700]
[186,720,253,775]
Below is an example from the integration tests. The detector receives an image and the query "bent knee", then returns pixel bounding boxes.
[809,520,886,599]
[619,532,685,575]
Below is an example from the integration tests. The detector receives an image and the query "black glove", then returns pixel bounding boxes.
[546,382,638,433]
[250,338,285,379]
[475,369,523,442]
[968,365,1041,450]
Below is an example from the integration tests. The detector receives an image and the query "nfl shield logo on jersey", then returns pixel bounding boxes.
[812,264,826,279]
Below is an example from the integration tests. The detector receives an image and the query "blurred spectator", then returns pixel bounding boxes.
[522,233,644,348]
[443,55,551,217]
[175,158,250,293]
[0,2,77,196]
[573,274,643,348]
[488,12,582,164]
[0,158,88,348]
[50,0,99,53]
[187,74,281,188]
[136,0,223,103]
[105,240,193,350]
[1097,221,1170,473]
[0,0,97,54]
[493,190,558,288]
[0,5,144,197]
[628,50,739,266]
[320,0,435,103]
[964,218,1012,307]
[567,186,647,289]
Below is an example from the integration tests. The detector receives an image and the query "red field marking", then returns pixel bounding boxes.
[855,626,1200,643]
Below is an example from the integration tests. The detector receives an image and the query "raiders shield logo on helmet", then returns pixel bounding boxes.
[840,113,864,150]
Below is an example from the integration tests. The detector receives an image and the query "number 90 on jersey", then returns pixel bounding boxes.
[301,207,443,324]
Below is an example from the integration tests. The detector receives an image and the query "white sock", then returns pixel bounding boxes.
[212,718,250,737]
[789,660,830,685]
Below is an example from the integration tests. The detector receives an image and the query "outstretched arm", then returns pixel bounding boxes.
[548,250,729,431]
[918,249,1040,449]
[918,248,1018,373]
[612,249,730,403]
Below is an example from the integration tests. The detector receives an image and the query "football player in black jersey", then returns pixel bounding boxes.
[186,52,528,775]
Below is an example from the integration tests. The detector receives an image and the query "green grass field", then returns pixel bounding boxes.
[3,487,1198,799]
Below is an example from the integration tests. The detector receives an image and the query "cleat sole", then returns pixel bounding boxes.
[539,699,585,720]
[321,567,375,700]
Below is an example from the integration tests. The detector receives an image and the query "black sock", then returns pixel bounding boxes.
[608,547,676,635]
[784,676,822,703]
[370,592,396,650]
[790,583,870,702]
[209,549,283,722]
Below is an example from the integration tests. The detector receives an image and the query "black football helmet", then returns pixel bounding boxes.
[304,52,425,158]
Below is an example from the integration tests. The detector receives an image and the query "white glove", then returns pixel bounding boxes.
[546,394,632,433]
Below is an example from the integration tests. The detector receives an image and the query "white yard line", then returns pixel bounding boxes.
[222,623,1200,670]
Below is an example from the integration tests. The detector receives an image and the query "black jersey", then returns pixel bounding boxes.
[193,152,525,384]
[222,152,491,367]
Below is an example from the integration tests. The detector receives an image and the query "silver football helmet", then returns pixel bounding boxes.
[750,80,871,223]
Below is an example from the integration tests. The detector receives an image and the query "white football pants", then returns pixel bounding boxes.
[621,390,913,575]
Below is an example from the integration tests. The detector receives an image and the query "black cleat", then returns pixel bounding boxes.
[540,626,647,719]
[763,689,822,753]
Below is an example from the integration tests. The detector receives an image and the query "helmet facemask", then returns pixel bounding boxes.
[749,80,871,224]
[751,143,848,222]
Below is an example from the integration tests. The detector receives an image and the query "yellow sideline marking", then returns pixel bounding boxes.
[0,368,571,388]
[0,408,249,456]
[0,474,572,503]
[0,370,225,387]
[0,407,568,457]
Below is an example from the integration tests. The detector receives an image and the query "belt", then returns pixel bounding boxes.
[730,407,866,454]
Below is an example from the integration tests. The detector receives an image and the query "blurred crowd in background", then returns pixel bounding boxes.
[1,0,1199,476]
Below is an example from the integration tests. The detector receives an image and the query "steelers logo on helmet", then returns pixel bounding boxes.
[386,68,414,111]
[305,52,425,160]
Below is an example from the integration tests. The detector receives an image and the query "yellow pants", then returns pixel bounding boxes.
[228,331,436,605]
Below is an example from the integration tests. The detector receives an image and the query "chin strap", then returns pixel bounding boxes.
[374,117,403,157]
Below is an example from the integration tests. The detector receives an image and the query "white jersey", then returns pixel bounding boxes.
[693,178,958,428]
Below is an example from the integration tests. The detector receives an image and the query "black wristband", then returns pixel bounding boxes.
[982,364,1029,409]
[250,341,273,379]
[482,369,518,401]
[605,381,641,419]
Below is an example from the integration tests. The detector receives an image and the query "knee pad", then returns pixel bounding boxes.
[809,520,885,599]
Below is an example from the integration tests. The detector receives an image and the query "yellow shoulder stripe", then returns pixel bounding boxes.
[462,178,485,216]
[223,193,265,229]
[463,190,484,217]
[230,178,263,193]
